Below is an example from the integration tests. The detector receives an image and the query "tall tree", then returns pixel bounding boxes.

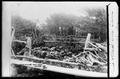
[85,8,107,42]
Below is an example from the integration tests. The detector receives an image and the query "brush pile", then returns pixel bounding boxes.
[11,33,107,73]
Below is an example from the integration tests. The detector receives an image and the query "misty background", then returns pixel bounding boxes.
[11,2,108,48]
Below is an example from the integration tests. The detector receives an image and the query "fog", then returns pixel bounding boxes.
[5,2,109,24]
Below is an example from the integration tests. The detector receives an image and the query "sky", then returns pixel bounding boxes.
[5,2,110,24]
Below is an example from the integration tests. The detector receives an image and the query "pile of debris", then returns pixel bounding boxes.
[11,32,107,73]
[31,33,107,73]
[63,33,107,73]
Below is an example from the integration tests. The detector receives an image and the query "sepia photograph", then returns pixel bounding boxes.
[2,1,118,78]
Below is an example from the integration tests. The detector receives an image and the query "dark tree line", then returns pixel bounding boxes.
[11,16,45,48]
[44,8,107,42]
[12,7,107,44]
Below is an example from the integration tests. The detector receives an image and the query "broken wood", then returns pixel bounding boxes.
[84,33,91,50]
[26,37,32,56]
[11,49,15,56]
[95,43,107,52]
[13,40,26,44]
[84,48,96,51]
[11,32,107,75]
[10,58,107,77]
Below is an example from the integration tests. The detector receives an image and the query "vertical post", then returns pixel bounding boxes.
[11,27,15,56]
[84,33,91,49]
[59,26,62,36]
[11,27,15,40]
[26,37,31,56]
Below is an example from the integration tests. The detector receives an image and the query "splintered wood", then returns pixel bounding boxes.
[76,33,107,67]
[26,37,32,56]
[11,32,107,77]
[84,33,91,50]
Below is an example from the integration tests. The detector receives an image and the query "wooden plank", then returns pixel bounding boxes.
[10,59,107,77]
[84,33,91,49]
[11,55,79,65]
[26,37,32,56]
[12,40,26,44]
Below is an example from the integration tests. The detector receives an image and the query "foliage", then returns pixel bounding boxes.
[12,16,36,38]
[85,8,107,42]
[44,8,107,42]
[11,16,45,47]
[12,7,107,44]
